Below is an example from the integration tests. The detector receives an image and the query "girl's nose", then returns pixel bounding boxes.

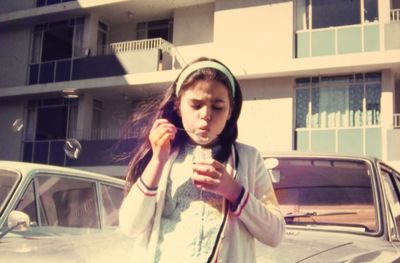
[200,106,211,121]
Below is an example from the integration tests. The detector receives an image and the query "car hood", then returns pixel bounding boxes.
[0,231,135,263]
[1,229,399,263]
[256,229,400,263]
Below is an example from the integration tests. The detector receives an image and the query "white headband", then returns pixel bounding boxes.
[175,61,235,97]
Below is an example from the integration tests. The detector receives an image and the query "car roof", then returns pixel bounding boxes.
[0,160,125,185]
[261,151,380,163]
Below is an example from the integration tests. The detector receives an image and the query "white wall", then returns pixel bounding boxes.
[0,27,31,88]
[0,99,25,160]
[214,0,294,70]
[381,69,396,161]
[174,3,214,46]
[238,77,293,152]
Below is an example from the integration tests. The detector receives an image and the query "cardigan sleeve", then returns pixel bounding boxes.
[230,146,285,247]
[118,177,158,237]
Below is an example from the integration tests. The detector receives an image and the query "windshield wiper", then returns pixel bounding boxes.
[283,211,373,231]
[284,211,357,219]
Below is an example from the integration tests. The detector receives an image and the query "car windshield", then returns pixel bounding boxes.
[267,157,378,233]
[0,169,21,217]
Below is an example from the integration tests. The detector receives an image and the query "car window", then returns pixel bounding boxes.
[100,184,124,227]
[0,169,21,217]
[380,167,400,240]
[15,181,37,225]
[16,174,100,229]
[269,158,377,232]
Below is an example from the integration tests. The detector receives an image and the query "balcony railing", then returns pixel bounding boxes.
[22,138,136,167]
[391,9,400,22]
[296,23,380,58]
[394,114,400,129]
[22,126,141,166]
[28,38,174,85]
[87,127,139,141]
[96,38,173,56]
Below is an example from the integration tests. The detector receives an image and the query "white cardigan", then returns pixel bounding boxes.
[119,142,285,263]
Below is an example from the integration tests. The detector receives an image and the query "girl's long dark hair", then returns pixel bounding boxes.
[124,57,242,192]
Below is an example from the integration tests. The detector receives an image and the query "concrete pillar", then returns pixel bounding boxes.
[381,69,395,161]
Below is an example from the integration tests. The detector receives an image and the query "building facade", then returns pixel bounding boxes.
[0,0,399,176]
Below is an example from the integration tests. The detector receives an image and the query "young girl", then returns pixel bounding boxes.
[119,57,285,263]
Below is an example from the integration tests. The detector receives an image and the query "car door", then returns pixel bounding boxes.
[14,172,124,230]
[379,164,400,248]
[15,173,100,228]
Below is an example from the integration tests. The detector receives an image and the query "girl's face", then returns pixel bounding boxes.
[178,80,232,146]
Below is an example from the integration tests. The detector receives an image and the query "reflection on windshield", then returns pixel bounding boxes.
[269,158,377,232]
[0,170,21,217]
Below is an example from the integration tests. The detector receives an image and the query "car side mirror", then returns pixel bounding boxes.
[0,211,30,239]
[264,158,281,183]
[8,210,30,231]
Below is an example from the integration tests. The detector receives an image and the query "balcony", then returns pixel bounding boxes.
[386,9,400,50]
[391,9,400,22]
[296,23,380,58]
[296,9,400,58]
[394,113,400,129]
[387,113,400,161]
[28,38,174,85]
[22,126,139,167]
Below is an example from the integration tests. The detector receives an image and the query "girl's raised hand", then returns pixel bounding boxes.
[149,119,177,163]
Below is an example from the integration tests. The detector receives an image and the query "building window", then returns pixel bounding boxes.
[392,0,400,9]
[22,98,78,165]
[296,73,381,129]
[136,18,173,42]
[295,72,381,157]
[91,99,103,140]
[31,18,84,63]
[96,22,109,56]
[296,0,378,31]
[29,18,84,85]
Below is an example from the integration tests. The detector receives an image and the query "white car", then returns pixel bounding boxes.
[0,161,130,262]
[0,160,125,237]
[257,152,400,263]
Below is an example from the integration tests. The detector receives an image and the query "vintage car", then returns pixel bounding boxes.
[256,152,400,263]
[0,160,125,237]
[0,161,133,262]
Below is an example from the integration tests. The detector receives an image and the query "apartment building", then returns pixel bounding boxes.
[0,0,399,176]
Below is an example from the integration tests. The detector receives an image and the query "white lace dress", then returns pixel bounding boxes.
[155,144,224,263]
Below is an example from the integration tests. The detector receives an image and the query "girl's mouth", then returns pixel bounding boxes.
[176,127,213,143]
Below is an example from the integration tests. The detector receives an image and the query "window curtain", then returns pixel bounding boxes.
[296,0,309,31]
[349,85,363,127]
[25,108,37,141]
[366,84,381,125]
[296,88,309,128]
[73,20,84,58]
[67,104,78,139]
[312,86,348,128]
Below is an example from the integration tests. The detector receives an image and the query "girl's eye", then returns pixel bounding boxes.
[189,103,224,111]
[212,106,223,111]
[190,104,202,110]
